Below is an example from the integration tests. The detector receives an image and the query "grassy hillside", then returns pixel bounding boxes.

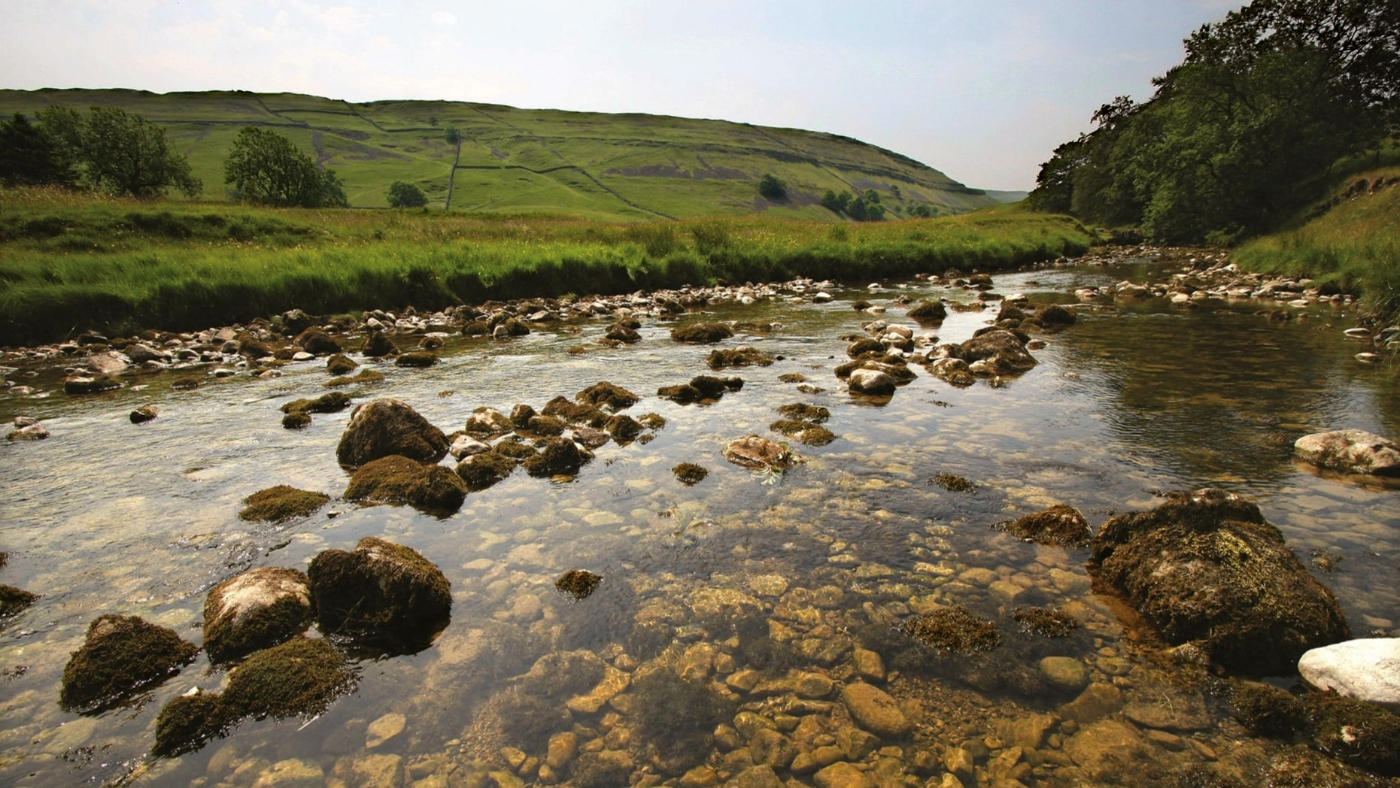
[0,88,994,220]
[0,188,1090,344]
[1234,167,1400,320]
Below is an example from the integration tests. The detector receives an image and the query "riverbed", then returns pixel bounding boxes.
[1,254,1397,786]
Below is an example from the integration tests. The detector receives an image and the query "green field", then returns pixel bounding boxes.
[0,88,995,220]
[0,188,1091,345]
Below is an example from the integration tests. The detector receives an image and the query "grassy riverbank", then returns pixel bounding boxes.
[1233,167,1400,322]
[0,189,1092,345]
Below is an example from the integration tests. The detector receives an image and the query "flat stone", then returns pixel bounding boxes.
[252,758,324,787]
[566,665,630,714]
[1123,692,1210,731]
[852,648,885,682]
[1039,656,1090,694]
[840,682,910,738]
[1060,682,1123,724]
[366,712,405,749]
[813,761,875,788]
[1298,638,1400,710]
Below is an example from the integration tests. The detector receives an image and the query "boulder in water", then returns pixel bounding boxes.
[308,537,451,652]
[1294,430,1400,477]
[335,398,448,468]
[343,455,467,514]
[203,567,313,663]
[60,614,198,712]
[1299,638,1400,710]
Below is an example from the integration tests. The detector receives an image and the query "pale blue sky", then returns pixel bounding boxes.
[0,0,1241,190]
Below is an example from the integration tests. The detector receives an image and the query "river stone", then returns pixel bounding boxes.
[60,614,198,712]
[1298,638,1400,710]
[1063,720,1150,782]
[343,455,467,514]
[723,434,799,471]
[223,637,355,721]
[1060,682,1123,723]
[1294,430,1400,476]
[366,712,406,749]
[840,682,910,738]
[1124,692,1210,731]
[1002,504,1091,547]
[957,329,1036,374]
[1039,656,1090,694]
[1089,488,1350,674]
[671,322,734,344]
[1303,691,1400,776]
[522,436,591,477]
[294,328,341,356]
[239,485,331,523]
[307,537,451,653]
[813,762,875,788]
[1,584,37,618]
[203,567,313,663]
[847,368,896,397]
[129,405,158,424]
[336,398,448,468]
[927,357,975,387]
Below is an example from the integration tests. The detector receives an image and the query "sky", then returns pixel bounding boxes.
[0,0,1243,191]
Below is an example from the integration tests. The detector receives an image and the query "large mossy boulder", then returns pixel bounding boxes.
[60,614,198,712]
[576,381,640,411]
[153,691,231,757]
[1089,488,1350,675]
[455,451,516,491]
[1001,504,1091,547]
[958,329,1037,375]
[671,322,734,344]
[203,567,313,664]
[343,454,467,514]
[523,437,592,478]
[293,328,341,356]
[1294,430,1400,477]
[336,398,448,468]
[222,636,356,720]
[308,537,451,652]
[238,485,330,523]
[1,584,37,620]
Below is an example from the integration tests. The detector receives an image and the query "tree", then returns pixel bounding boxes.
[224,127,345,207]
[0,113,76,187]
[28,106,199,198]
[387,181,427,208]
[757,173,787,200]
[444,126,462,145]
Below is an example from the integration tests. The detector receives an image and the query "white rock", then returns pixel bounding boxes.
[1295,429,1400,476]
[1299,638,1400,710]
[450,435,491,459]
[812,292,833,303]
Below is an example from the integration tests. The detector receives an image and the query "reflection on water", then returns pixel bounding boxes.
[0,260,1396,786]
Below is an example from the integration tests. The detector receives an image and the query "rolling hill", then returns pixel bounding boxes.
[0,88,995,221]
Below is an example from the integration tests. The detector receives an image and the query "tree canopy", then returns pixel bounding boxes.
[0,113,76,188]
[1028,0,1397,243]
[224,127,347,208]
[387,180,428,208]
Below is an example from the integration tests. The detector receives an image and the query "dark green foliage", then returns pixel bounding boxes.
[225,127,347,208]
[757,173,787,200]
[0,113,76,187]
[222,637,356,720]
[238,485,330,523]
[388,181,428,208]
[444,126,461,145]
[59,615,198,712]
[35,106,200,198]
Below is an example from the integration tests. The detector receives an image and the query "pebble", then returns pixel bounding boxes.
[365,713,405,749]
[1039,656,1090,694]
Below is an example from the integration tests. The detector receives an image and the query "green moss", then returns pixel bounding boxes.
[325,368,385,387]
[238,485,330,523]
[280,391,351,415]
[307,537,452,652]
[706,347,774,369]
[455,451,516,491]
[281,411,311,430]
[637,413,666,430]
[222,637,355,720]
[325,353,358,375]
[362,332,398,357]
[1305,692,1400,776]
[670,322,733,344]
[523,415,567,436]
[604,414,642,442]
[152,692,231,757]
[901,607,1001,654]
[491,438,537,462]
[1011,606,1080,638]
[776,403,829,423]
[672,463,708,485]
[293,327,340,355]
[343,454,467,514]
[576,381,640,410]
[523,437,589,477]
[541,396,607,427]
[932,473,975,492]
[1229,680,1306,737]
[203,567,313,664]
[555,569,602,600]
[657,383,702,404]
[394,350,437,367]
[0,584,38,619]
[629,670,735,774]
[1000,504,1091,547]
[59,614,198,712]
[908,300,947,323]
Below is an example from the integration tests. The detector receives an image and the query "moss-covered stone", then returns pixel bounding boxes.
[344,455,467,514]
[281,391,351,417]
[605,323,641,343]
[324,369,384,388]
[690,374,741,399]
[576,381,640,410]
[523,415,567,436]
[932,473,976,492]
[523,437,591,478]
[1035,304,1077,328]
[1090,488,1351,675]
[901,607,1001,653]
[238,485,330,523]
[657,383,703,404]
[336,398,449,468]
[63,374,122,395]
[637,413,666,430]
[491,438,538,462]
[541,396,607,427]
[673,463,708,485]
[237,334,274,359]
[1,584,37,619]
[59,614,198,712]
[706,346,774,369]
[281,410,311,429]
[1000,504,1091,547]
[222,637,355,720]
[1230,680,1306,737]
[768,419,836,446]
[604,414,643,442]
[361,331,398,357]
[152,691,231,757]
[455,451,516,491]
[129,405,158,424]
[1304,692,1400,776]
[394,350,438,368]
[325,353,358,375]
[722,435,799,472]
[670,322,733,344]
[776,403,829,423]
[308,537,451,652]
[1012,606,1080,638]
[908,300,948,323]
[203,567,313,664]
[294,328,341,356]
[628,670,735,775]
[555,569,602,600]
[1266,744,1394,787]
[847,337,885,357]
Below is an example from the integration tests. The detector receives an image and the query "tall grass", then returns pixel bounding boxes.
[1233,168,1400,321]
[0,189,1093,344]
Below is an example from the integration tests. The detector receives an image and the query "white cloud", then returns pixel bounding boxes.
[431,10,456,26]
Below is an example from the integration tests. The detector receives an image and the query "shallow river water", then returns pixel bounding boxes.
[1,257,1397,786]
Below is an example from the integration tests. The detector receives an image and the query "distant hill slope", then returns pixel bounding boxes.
[0,88,995,220]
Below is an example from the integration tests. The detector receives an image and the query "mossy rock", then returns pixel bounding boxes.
[1090,488,1351,675]
[239,485,330,523]
[604,414,643,442]
[456,451,516,491]
[336,398,449,468]
[776,403,829,423]
[1,584,38,619]
[957,329,1037,374]
[542,396,607,427]
[706,346,774,369]
[901,607,1001,653]
[152,691,231,757]
[657,384,703,404]
[491,439,538,463]
[932,473,975,492]
[281,411,311,430]
[628,670,735,774]
[237,335,275,358]
[673,463,708,485]
[1266,744,1395,787]
[308,537,451,652]
[637,413,666,430]
[203,567,313,664]
[852,299,872,311]
[576,381,640,410]
[1012,606,1080,638]
[1304,692,1400,776]
[1000,504,1091,547]
[325,353,358,375]
[523,415,567,436]
[324,369,384,388]
[555,569,602,600]
[1230,680,1306,737]
[908,300,948,323]
[280,391,351,415]
[293,328,341,356]
[59,614,198,712]
[605,323,641,343]
[1035,304,1077,328]
[523,437,591,478]
[222,637,356,720]
[670,322,733,344]
[395,350,438,368]
[847,337,885,357]
[63,374,122,395]
[344,454,467,515]
[362,331,399,357]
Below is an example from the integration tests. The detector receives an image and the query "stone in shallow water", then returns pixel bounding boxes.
[1039,656,1090,694]
[1298,638,1400,710]
[839,682,910,738]
[366,713,406,749]
[1294,429,1400,477]
[203,567,312,664]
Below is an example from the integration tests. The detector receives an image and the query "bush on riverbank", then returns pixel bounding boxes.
[0,189,1093,344]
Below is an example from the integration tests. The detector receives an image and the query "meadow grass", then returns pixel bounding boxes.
[1233,167,1400,320]
[0,188,1092,344]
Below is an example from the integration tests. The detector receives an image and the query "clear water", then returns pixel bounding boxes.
[1,259,1396,785]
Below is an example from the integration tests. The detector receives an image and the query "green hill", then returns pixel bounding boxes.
[0,88,994,220]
